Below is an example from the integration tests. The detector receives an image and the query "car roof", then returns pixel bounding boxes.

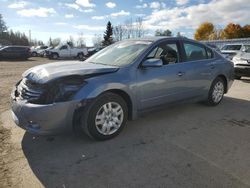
[4,45,30,48]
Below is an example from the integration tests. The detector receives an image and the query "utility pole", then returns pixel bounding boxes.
[29,30,31,42]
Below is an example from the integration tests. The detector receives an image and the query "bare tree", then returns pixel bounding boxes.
[113,24,126,42]
[113,17,146,41]
[76,32,86,47]
[135,17,145,38]
[52,38,61,47]
[92,34,102,47]
[67,35,75,47]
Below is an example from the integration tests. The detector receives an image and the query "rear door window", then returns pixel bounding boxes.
[183,42,207,61]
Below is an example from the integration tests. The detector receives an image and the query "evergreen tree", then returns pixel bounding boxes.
[0,14,7,33]
[102,21,113,46]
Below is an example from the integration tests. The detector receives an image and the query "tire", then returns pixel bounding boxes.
[234,75,241,80]
[77,53,84,59]
[206,77,225,106]
[52,53,59,59]
[78,92,128,140]
[32,52,37,57]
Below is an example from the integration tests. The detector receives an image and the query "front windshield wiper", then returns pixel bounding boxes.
[87,61,119,67]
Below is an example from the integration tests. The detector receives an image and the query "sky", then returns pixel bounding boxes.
[0,0,249,46]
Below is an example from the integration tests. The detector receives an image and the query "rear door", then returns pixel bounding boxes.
[180,41,215,97]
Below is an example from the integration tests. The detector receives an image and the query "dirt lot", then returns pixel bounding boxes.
[0,57,250,188]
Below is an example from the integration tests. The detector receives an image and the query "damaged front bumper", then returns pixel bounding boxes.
[11,90,79,135]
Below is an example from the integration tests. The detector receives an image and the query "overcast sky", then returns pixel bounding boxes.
[0,0,249,46]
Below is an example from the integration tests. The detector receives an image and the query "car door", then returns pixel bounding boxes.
[136,40,192,110]
[59,45,70,58]
[181,41,215,97]
[2,47,15,59]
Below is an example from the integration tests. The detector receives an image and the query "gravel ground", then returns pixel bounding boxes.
[0,58,250,188]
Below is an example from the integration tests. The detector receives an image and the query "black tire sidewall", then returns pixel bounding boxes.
[78,53,83,59]
[53,53,58,59]
[207,77,225,106]
[83,93,128,140]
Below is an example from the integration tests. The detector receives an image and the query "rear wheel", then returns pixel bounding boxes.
[78,92,128,140]
[206,77,225,106]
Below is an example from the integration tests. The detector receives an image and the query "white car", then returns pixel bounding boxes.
[47,44,88,59]
[221,44,250,60]
[232,47,250,79]
[31,46,48,57]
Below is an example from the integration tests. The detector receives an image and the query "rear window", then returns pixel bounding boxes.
[221,45,241,50]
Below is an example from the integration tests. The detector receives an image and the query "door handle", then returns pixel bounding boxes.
[177,71,185,77]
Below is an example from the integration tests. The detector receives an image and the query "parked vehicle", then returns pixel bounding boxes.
[220,44,250,60]
[31,46,48,57]
[44,46,54,57]
[232,47,250,79]
[46,44,88,59]
[86,47,104,57]
[11,37,234,140]
[0,46,30,60]
[37,46,49,57]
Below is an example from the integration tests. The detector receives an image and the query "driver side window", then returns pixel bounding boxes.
[147,42,179,65]
[60,45,68,50]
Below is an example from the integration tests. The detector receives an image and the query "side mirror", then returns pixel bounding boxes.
[242,48,246,52]
[141,58,163,68]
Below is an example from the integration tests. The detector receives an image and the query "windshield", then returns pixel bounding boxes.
[85,40,152,67]
[221,45,241,51]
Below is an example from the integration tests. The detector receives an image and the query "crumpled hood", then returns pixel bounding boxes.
[22,61,118,84]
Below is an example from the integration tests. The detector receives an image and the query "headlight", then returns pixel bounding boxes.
[54,83,83,102]
[46,77,86,103]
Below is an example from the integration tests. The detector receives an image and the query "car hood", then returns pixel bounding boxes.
[22,61,118,84]
[221,50,238,54]
[234,52,250,60]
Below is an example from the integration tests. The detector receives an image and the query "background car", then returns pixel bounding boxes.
[47,44,88,59]
[220,44,250,60]
[31,46,48,57]
[232,46,250,79]
[0,46,31,60]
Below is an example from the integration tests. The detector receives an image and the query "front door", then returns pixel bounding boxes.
[136,41,192,110]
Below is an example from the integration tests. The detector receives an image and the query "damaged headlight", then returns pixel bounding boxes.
[47,77,86,103]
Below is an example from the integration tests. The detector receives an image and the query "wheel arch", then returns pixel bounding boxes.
[217,74,228,93]
[103,89,133,120]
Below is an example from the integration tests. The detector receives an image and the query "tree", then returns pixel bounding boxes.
[223,23,244,39]
[0,14,7,33]
[242,24,250,38]
[155,29,172,36]
[102,21,113,46]
[76,32,86,47]
[113,24,126,42]
[67,35,75,47]
[52,38,61,47]
[92,34,102,48]
[194,22,214,40]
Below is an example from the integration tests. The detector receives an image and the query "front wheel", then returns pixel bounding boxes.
[77,53,84,59]
[52,53,59,59]
[206,77,225,106]
[79,92,128,140]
